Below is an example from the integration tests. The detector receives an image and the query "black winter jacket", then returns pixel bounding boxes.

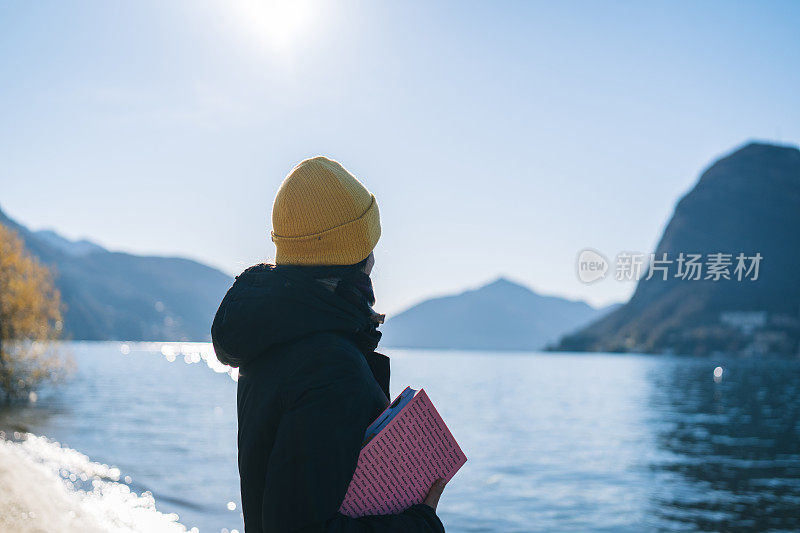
[211,265,445,533]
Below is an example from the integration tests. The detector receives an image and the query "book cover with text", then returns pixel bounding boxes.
[340,387,467,517]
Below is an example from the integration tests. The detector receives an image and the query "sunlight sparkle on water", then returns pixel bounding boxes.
[0,434,186,531]
[161,345,176,357]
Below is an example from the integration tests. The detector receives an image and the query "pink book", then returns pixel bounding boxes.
[339,387,467,517]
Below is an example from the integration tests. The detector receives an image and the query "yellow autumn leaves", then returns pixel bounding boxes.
[0,224,72,401]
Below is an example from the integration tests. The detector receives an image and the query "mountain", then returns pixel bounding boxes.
[381,277,618,351]
[32,229,105,257]
[555,142,800,356]
[0,206,232,341]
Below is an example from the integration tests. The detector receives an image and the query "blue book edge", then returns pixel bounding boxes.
[361,386,418,447]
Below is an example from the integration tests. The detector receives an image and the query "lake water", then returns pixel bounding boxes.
[1,342,799,532]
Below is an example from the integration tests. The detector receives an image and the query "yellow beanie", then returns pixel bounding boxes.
[271,156,381,265]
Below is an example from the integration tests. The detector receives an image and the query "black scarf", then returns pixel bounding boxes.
[212,260,391,398]
[274,262,384,352]
[272,263,390,398]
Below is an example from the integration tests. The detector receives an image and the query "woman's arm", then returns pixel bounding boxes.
[260,344,446,533]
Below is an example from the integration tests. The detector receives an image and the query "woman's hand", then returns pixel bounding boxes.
[423,478,447,512]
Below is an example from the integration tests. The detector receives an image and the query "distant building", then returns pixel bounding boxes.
[720,311,767,334]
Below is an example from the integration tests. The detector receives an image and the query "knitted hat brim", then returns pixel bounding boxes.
[271,195,381,266]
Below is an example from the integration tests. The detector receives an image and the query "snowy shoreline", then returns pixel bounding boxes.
[0,432,193,533]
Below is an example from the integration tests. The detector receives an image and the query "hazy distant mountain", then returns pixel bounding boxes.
[32,229,105,257]
[0,207,232,341]
[381,277,618,351]
[555,142,800,356]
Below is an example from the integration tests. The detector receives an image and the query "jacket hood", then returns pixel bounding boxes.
[211,264,375,368]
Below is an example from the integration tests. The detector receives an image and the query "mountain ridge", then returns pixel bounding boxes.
[381,276,618,351]
[0,205,233,341]
[554,141,800,356]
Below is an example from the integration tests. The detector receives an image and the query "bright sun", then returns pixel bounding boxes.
[230,0,316,54]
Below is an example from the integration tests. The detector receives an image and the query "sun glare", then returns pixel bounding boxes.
[229,0,316,54]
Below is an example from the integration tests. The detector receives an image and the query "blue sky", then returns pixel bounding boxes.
[1,1,799,314]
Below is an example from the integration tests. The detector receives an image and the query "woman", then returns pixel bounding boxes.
[211,156,447,533]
